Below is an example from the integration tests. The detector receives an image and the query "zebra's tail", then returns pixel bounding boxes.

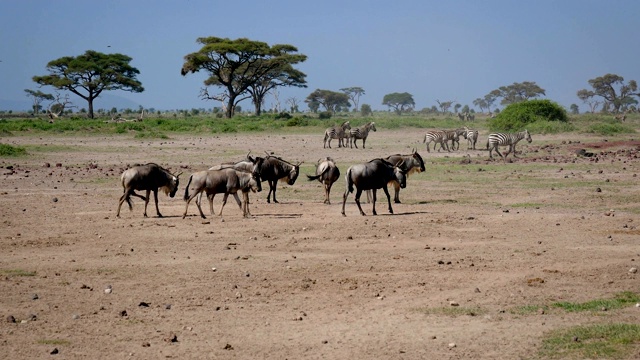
[422,134,427,143]
[323,131,329,143]
[183,174,194,201]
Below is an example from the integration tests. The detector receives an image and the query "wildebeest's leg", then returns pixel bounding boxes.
[183,188,205,219]
[241,191,250,217]
[152,189,163,217]
[268,180,279,203]
[382,185,393,214]
[393,181,401,204]
[218,193,230,216]
[362,138,366,149]
[355,188,366,216]
[324,181,331,204]
[371,189,377,215]
[232,193,243,212]
[142,190,151,217]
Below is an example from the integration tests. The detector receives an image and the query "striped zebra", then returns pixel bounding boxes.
[323,121,351,149]
[444,128,467,151]
[423,130,449,152]
[486,129,532,160]
[463,126,479,150]
[349,122,376,149]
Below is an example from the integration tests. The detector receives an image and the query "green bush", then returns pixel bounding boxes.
[587,122,636,135]
[0,143,27,156]
[318,111,332,120]
[490,99,568,131]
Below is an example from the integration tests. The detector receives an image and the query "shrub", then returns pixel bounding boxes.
[0,143,27,156]
[275,112,292,120]
[318,111,332,120]
[490,99,568,132]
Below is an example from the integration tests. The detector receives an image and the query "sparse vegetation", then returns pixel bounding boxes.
[0,143,27,156]
[1,269,37,277]
[539,323,640,359]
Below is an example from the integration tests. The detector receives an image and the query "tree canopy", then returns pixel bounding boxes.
[487,81,546,106]
[181,37,307,118]
[305,89,350,113]
[24,89,53,114]
[382,92,414,114]
[576,74,638,113]
[32,50,143,119]
[340,87,365,111]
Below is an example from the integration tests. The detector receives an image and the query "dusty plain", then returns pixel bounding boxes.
[1,128,639,359]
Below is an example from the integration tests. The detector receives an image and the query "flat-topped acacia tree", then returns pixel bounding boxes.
[181,37,307,118]
[32,50,143,119]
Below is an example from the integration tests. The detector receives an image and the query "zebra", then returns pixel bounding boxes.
[423,130,449,152]
[349,122,376,149]
[486,129,532,160]
[323,121,351,149]
[463,126,479,150]
[434,128,466,152]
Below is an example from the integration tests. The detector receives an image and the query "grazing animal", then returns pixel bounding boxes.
[438,128,467,151]
[349,122,377,149]
[341,158,408,216]
[614,109,630,122]
[306,157,341,204]
[486,129,532,160]
[383,149,425,203]
[182,168,261,218]
[423,130,449,152]
[463,126,479,150]
[323,121,351,148]
[116,163,181,218]
[259,154,301,203]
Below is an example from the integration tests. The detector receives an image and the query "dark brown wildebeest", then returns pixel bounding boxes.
[341,158,408,216]
[259,154,301,203]
[116,163,181,218]
[182,168,261,218]
[306,157,340,204]
[383,149,425,203]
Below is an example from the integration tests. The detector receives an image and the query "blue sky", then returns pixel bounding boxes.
[1,0,638,113]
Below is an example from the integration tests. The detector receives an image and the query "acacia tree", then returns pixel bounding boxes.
[181,37,307,118]
[340,87,365,111]
[24,89,53,114]
[32,50,143,119]
[435,99,454,114]
[305,89,350,113]
[488,81,546,106]
[383,92,415,114]
[577,74,639,113]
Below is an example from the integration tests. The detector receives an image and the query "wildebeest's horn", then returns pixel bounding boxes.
[176,171,183,178]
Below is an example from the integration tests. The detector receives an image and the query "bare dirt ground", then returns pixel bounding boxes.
[1,129,639,359]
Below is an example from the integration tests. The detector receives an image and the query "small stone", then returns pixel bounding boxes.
[164,333,178,343]
[474,288,481,293]
[104,288,112,294]
[50,348,59,355]
[72,314,80,320]
[596,187,602,192]
[165,304,172,310]
[629,267,638,274]
[120,310,128,317]
[52,197,58,203]
[223,343,234,350]
[448,342,456,348]
[138,302,150,307]
[538,308,545,315]
[449,301,459,307]
[572,336,580,342]
[211,267,217,272]
[6,315,15,323]
[142,342,151,347]
[31,294,39,300]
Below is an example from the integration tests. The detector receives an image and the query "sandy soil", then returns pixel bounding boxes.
[1,129,639,359]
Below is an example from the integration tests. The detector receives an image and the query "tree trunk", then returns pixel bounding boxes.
[225,93,236,118]
[254,100,262,116]
[88,97,95,119]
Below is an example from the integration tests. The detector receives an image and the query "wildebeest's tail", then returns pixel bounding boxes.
[306,166,329,181]
[183,174,194,201]
[346,168,354,194]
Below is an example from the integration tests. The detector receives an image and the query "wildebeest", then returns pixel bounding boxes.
[199,153,265,211]
[384,149,425,203]
[259,154,301,203]
[116,163,181,218]
[182,168,261,218]
[341,158,408,216]
[306,157,340,204]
